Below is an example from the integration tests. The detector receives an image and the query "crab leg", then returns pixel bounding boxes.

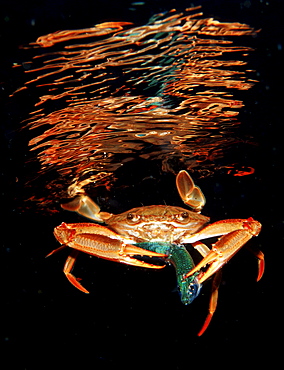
[176,170,206,212]
[184,217,262,283]
[61,195,112,222]
[194,246,264,336]
[189,241,222,335]
[63,250,90,293]
[246,247,265,282]
[198,270,222,336]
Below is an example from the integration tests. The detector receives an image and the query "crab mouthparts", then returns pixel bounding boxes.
[130,223,185,243]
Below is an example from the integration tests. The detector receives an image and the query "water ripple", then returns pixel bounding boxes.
[13,7,257,209]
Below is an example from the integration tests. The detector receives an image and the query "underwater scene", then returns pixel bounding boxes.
[2,0,282,368]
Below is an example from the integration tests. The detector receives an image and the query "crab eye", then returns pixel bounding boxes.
[175,211,190,222]
[126,213,140,223]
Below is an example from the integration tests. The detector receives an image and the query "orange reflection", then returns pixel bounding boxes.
[15,7,258,208]
[33,22,134,48]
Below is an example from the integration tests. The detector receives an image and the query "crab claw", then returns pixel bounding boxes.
[184,218,262,284]
[52,222,169,293]
[119,243,168,268]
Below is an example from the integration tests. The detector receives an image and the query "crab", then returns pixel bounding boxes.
[50,170,264,335]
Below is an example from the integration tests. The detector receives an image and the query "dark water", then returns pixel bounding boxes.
[2,0,282,368]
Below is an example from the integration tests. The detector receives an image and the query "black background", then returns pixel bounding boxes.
[1,0,283,368]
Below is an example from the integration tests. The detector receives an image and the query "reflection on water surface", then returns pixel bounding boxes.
[13,7,258,209]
